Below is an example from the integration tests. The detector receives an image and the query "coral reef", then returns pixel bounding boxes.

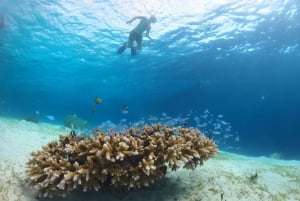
[269,152,283,159]
[26,124,218,198]
[24,115,39,123]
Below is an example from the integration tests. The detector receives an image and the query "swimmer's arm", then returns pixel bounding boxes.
[145,25,153,40]
[126,16,147,24]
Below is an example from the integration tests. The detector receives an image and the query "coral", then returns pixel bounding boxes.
[24,115,39,123]
[63,115,88,130]
[269,152,283,159]
[26,124,218,198]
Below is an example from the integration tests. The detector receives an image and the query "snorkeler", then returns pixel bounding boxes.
[117,15,157,56]
[0,15,4,29]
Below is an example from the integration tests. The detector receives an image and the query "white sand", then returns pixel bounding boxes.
[0,116,299,201]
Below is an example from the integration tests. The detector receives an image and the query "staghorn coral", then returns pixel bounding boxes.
[26,124,218,198]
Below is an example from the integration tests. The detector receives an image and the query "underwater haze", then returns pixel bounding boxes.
[1,0,300,159]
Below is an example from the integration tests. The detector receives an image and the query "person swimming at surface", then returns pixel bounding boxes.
[0,15,4,28]
[117,15,157,56]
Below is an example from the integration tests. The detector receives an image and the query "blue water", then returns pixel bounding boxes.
[1,0,300,159]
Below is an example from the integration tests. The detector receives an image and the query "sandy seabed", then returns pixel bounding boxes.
[0,116,299,201]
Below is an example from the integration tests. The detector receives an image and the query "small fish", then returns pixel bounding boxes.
[93,97,102,114]
[70,130,76,137]
[212,131,221,135]
[214,123,221,129]
[148,115,158,121]
[121,105,129,114]
[92,106,97,114]
[182,120,188,126]
[120,118,127,122]
[46,115,55,121]
[94,97,102,104]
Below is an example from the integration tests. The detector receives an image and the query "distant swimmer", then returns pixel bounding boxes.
[0,14,4,29]
[117,15,157,56]
[0,15,3,29]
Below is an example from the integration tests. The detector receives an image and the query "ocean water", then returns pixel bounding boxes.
[0,0,299,159]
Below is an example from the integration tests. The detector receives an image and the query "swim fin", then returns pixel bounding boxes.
[117,43,127,54]
[131,48,137,56]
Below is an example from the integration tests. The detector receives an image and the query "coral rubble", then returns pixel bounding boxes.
[26,124,217,198]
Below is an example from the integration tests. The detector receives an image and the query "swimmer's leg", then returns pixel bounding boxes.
[131,48,137,56]
[117,42,127,54]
